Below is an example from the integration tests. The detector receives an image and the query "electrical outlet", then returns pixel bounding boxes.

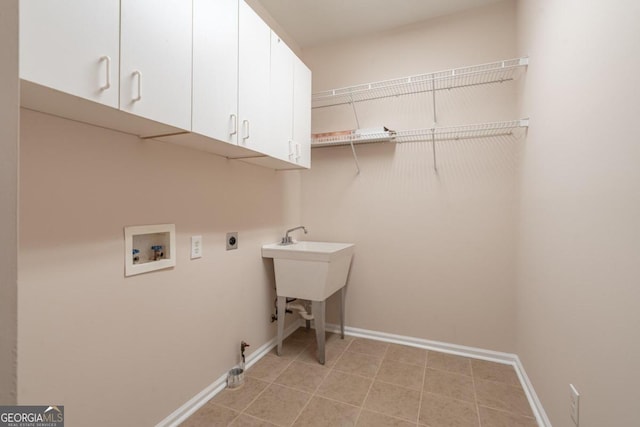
[570,384,580,426]
[226,232,238,250]
[191,235,202,259]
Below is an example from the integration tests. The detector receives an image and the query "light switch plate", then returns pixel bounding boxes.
[191,235,203,259]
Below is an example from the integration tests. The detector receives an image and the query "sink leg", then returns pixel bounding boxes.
[276,296,286,356]
[305,319,311,330]
[340,286,346,339]
[312,300,326,365]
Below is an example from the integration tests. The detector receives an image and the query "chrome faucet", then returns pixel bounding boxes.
[281,226,308,245]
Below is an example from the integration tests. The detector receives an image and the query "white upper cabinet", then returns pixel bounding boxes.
[19,0,311,169]
[20,0,120,108]
[238,0,272,155]
[270,32,295,162]
[293,58,312,168]
[192,0,239,144]
[269,31,312,168]
[120,0,192,130]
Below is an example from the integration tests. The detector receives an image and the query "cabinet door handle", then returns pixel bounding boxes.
[295,143,301,161]
[100,56,111,91]
[230,114,238,136]
[242,120,250,141]
[132,70,142,102]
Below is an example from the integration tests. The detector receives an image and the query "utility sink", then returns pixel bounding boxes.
[262,241,354,301]
[262,240,355,365]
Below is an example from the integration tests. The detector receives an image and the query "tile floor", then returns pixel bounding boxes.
[181,328,538,426]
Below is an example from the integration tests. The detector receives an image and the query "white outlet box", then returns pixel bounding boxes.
[191,235,203,259]
[570,384,580,426]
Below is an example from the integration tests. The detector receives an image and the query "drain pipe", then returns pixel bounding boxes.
[287,303,314,320]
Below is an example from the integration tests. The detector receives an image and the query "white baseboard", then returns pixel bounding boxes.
[323,323,551,427]
[513,355,553,427]
[158,320,550,427]
[155,320,302,427]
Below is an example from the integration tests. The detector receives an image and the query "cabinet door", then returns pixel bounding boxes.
[238,1,271,154]
[293,57,312,168]
[120,0,192,130]
[20,0,120,108]
[192,0,239,144]
[269,32,295,162]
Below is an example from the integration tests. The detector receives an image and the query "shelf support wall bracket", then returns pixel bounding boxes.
[431,128,437,173]
[349,96,361,174]
[431,76,438,173]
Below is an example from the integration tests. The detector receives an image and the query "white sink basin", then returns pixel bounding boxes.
[262,241,354,262]
[262,241,354,301]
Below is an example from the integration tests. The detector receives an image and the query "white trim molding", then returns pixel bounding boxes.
[157,320,551,427]
[323,323,551,427]
[155,320,302,427]
[513,355,553,427]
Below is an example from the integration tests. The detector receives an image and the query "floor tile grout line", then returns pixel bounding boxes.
[425,361,474,377]
[382,354,429,369]
[236,412,280,426]
[370,376,424,392]
[310,393,365,410]
[244,381,313,427]
[353,342,390,426]
[361,406,426,425]
[344,337,390,358]
[425,364,474,378]
[228,411,241,426]
[472,375,536,418]
[475,401,536,420]
[246,355,295,384]
[477,404,538,420]
[470,359,483,427]
[415,349,429,426]
[341,349,387,361]
[420,390,485,407]
[288,393,314,426]
[339,349,385,360]
[204,402,242,426]
[474,376,529,388]
[236,357,297,426]
[327,338,364,425]
[288,344,344,427]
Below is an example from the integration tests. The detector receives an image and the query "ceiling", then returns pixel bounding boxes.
[256,0,504,48]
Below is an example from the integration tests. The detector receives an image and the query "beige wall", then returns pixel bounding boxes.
[246,0,302,57]
[515,0,640,425]
[18,110,301,425]
[301,1,520,352]
[0,0,19,405]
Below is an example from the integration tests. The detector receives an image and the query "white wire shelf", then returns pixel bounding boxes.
[311,127,397,148]
[311,119,529,148]
[312,57,528,109]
